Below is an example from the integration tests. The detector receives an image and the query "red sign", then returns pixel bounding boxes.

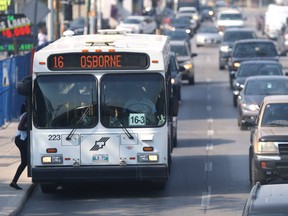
[0,14,32,38]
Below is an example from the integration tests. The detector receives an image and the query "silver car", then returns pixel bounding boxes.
[237,75,288,130]
[195,25,221,47]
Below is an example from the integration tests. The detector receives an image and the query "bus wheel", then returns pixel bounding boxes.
[40,183,57,193]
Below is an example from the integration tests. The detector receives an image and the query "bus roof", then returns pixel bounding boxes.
[33,31,170,73]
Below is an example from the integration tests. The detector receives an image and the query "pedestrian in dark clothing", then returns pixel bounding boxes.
[10,104,28,190]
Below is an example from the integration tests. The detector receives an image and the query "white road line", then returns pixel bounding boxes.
[205,161,213,171]
[201,186,212,207]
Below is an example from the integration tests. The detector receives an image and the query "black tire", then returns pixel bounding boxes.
[233,96,237,107]
[40,184,57,193]
[250,156,266,186]
[189,76,195,85]
[219,63,225,70]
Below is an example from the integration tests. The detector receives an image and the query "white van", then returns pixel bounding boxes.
[264,4,288,39]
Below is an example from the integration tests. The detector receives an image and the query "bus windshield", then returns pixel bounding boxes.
[100,73,166,128]
[33,74,98,129]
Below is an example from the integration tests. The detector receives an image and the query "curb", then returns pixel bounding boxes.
[9,183,37,216]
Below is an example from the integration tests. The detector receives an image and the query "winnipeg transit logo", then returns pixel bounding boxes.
[90,137,110,151]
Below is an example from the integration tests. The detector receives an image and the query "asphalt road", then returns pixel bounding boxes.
[17,7,288,216]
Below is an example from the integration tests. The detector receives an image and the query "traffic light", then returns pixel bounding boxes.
[63,1,73,21]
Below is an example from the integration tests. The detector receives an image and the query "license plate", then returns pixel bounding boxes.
[92,154,109,163]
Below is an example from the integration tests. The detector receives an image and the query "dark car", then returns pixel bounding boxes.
[163,29,191,48]
[169,52,183,102]
[165,16,195,37]
[219,28,257,70]
[170,40,197,85]
[237,76,288,130]
[168,52,184,148]
[200,5,215,21]
[242,182,288,216]
[228,39,279,89]
[232,60,284,107]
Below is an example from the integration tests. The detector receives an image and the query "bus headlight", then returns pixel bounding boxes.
[41,155,63,164]
[138,153,159,162]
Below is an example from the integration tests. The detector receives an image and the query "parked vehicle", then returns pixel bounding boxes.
[219,28,257,70]
[249,95,288,185]
[242,182,288,216]
[170,40,197,85]
[237,76,288,130]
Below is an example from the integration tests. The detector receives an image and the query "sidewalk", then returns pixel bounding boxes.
[0,122,35,216]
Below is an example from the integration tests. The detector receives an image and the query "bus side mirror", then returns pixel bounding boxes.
[17,75,32,96]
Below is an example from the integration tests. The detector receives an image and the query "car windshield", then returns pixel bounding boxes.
[164,30,189,39]
[197,26,218,33]
[223,31,256,42]
[237,64,282,77]
[245,80,288,95]
[124,18,142,24]
[171,17,190,24]
[233,42,278,57]
[170,44,189,56]
[219,13,242,20]
[261,103,288,127]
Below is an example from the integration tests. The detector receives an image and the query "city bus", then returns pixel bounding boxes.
[17,30,177,193]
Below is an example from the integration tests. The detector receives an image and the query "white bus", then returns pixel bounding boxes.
[18,30,178,193]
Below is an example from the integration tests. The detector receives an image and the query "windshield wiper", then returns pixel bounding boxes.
[66,105,91,140]
[112,115,134,140]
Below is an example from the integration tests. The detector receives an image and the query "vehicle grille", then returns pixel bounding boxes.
[279,144,288,155]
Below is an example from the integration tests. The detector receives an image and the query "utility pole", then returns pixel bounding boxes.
[47,0,54,41]
[97,0,102,31]
[55,0,60,40]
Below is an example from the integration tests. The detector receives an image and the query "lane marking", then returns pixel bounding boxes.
[205,161,213,171]
[201,186,212,208]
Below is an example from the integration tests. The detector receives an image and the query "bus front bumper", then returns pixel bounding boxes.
[32,165,169,184]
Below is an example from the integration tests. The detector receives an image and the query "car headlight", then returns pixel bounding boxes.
[171,78,176,84]
[193,15,199,20]
[241,103,259,112]
[186,29,191,34]
[233,62,241,68]
[220,45,229,52]
[208,11,214,16]
[183,63,193,70]
[255,141,278,154]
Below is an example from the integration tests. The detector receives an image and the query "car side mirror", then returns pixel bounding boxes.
[191,53,198,58]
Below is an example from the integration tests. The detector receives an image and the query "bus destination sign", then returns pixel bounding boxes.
[47,52,149,70]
